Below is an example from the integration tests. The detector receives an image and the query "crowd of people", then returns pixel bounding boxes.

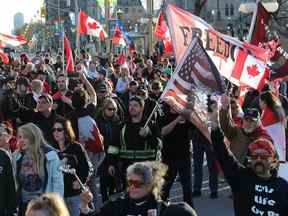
[0,47,287,216]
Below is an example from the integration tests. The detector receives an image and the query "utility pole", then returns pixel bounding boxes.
[75,0,80,55]
[147,0,153,57]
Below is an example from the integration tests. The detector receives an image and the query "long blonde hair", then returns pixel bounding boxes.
[18,123,46,176]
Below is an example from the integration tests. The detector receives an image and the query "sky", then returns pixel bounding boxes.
[0,0,42,34]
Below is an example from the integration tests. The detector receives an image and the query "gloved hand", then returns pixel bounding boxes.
[139,127,151,138]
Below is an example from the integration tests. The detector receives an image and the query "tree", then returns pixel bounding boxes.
[194,0,207,16]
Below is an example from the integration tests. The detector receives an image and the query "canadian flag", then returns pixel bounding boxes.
[117,51,126,65]
[63,33,74,73]
[154,11,173,54]
[0,49,9,64]
[250,2,288,80]
[77,11,107,40]
[112,25,126,47]
[231,49,269,90]
[0,33,27,47]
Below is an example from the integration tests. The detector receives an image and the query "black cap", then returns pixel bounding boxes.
[162,202,197,216]
[96,81,109,92]
[244,108,260,121]
[16,76,30,87]
[129,96,145,107]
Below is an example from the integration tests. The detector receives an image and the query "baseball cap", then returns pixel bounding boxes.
[244,108,260,121]
[99,68,107,77]
[249,138,276,157]
[96,81,108,93]
[162,202,197,216]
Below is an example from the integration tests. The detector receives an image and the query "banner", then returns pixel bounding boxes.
[165,4,269,89]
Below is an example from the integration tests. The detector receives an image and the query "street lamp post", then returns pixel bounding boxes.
[58,0,61,49]
[147,0,153,57]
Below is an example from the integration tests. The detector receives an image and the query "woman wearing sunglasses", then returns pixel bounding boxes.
[14,123,64,216]
[98,161,168,216]
[51,117,92,216]
[96,97,123,202]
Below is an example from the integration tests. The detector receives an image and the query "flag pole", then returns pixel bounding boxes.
[62,31,66,76]
[143,101,160,129]
[247,0,260,42]
[75,3,80,56]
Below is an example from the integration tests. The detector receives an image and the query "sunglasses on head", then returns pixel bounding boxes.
[127,179,145,188]
[52,127,64,132]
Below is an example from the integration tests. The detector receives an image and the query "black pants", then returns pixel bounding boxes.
[162,156,194,207]
[99,161,122,202]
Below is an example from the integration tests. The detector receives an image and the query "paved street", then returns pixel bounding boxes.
[169,174,234,215]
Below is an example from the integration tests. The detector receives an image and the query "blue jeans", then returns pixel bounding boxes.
[87,151,105,208]
[192,139,218,193]
[65,195,81,216]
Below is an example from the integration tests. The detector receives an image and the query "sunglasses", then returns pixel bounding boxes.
[52,127,64,132]
[127,179,145,188]
[248,154,273,160]
[106,107,116,111]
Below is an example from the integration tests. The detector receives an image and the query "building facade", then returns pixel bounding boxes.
[13,12,25,33]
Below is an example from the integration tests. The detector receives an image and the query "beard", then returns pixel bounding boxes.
[252,162,266,175]
[243,127,254,134]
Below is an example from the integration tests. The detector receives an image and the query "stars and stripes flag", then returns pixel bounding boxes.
[161,37,225,141]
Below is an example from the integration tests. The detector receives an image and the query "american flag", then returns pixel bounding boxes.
[161,37,224,141]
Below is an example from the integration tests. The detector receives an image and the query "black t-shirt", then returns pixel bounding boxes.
[211,128,288,216]
[160,113,194,160]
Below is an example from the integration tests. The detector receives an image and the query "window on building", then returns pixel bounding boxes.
[230,4,234,16]
[124,7,129,13]
[225,3,229,16]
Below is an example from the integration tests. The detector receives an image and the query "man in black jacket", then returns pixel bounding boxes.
[210,98,288,216]
[0,123,17,215]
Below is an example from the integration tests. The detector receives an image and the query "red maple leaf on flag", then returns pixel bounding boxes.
[247,64,260,77]
[88,22,99,29]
